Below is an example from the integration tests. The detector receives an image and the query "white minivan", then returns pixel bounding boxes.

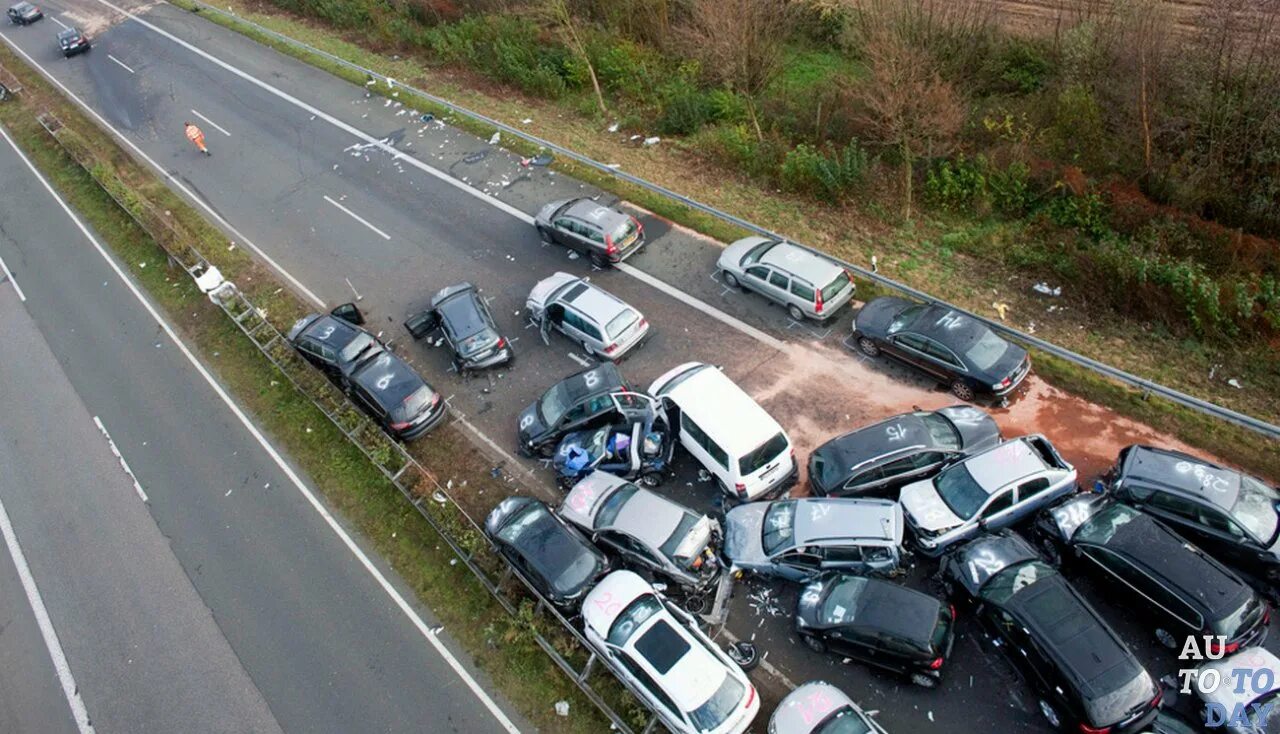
[649,362,796,501]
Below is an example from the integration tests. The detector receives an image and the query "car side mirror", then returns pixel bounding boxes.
[330,302,364,325]
[403,310,439,340]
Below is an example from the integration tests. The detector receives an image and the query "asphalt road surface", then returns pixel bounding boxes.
[0,119,521,731]
[1,2,1276,732]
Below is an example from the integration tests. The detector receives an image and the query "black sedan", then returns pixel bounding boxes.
[808,405,1001,498]
[516,363,636,457]
[1034,492,1270,654]
[57,26,89,56]
[795,572,954,688]
[347,350,446,440]
[7,1,41,24]
[852,297,1030,402]
[940,531,1161,733]
[484,497,610,611]
[287,306,384,383]
[404,282,511,372]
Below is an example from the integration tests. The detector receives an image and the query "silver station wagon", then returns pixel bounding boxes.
[526,272,649,360]
[718,237,855,322]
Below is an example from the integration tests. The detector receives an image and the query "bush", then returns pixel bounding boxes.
[924,155,986,212]
[981,38,1053,95]
[780,140,871,202]
[693,123,785,180]
[1046,191,1111,240]
[425,16,573,97]
[1050,84,1105,166]
[988,161,1034,216]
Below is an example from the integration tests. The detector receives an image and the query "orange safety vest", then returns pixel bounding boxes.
[185,125,204,144]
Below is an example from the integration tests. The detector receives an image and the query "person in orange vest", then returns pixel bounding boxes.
[184,121,210,156]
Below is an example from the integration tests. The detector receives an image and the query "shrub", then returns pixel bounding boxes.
[1046,191,1111,240]
[980,38,1053,95]
[693,123,785,180]
[988,161,1033,216]
[780,139,871,202]
[1050,84,1104,166]
[924,155,986,212]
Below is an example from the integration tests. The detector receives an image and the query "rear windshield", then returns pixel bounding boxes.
[605,309,639,340]
[763,501,796,555]
[930,606,952,653]
[1233,476,1280,544]
[391,386,434,422]
[689,674,744,731]
[610,217,638,244]
[934,464,988,520]
[822,272,852,303]
[920,412,962,450]
[964,330,1011,371]
[339,332,378,362]
[815,708,873,734]
[739,432,789,476]
[1074,503,1140,544]
[607,594,662,646]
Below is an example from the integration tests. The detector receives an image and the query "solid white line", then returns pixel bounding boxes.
[0,30,326,309]
[50,14,69,29]
[0,496,96,734]
[106,53,135,74]
[617,263,788,351]
[323,195,390,240]
[0,252,27,302]
[92,416,149,502]
[0,125,521,734]
[190,108,230,137]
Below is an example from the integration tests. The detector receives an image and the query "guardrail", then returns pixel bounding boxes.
[179,0,1280,442]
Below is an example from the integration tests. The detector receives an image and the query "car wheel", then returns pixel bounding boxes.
[787,304,806,322]
[639,471,662,488]
[1154,628,1179,649]
[589,252,611,270]
[856,336,880,357]
[1038,700,1061,729]
[681,594,709,616]
[801,634,827,654]
[910,673,938,689]
[580,340,597,360]
[537,225,553,244]
[950,379,976,402]
[722,271,740,289]
[725,641,760,672]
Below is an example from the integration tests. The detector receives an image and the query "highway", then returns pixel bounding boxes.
[1,1,1276,732]
[0,115,520,731]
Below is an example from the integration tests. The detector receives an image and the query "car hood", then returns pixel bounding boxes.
[936,405,1003,451]
[899,480,963,532]
[854,297,914,337]
[723,502,770,568]
[518,402,547,445]
[718,235,771,271]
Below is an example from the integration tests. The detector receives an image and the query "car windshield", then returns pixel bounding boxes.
[605,309,638,340]
[964,330,1010,371]
[1232,476,1280,544]
[596,484,638,527]
[689,674,744,732]
[339,332,377,362]
[821,272,852,303]
[888,304,926,334]
[920,412,962,450]
[497,504,597,595]
[934,464,988,520]
[762,501,796,556]
[537,382,571,425]
[391,386,434,422]
[820,576,868,625]
[742,240,778,266]
[1074,503,1139,544]
[739,432,789,476]
[606,594,662,647]
[815,708,873,734]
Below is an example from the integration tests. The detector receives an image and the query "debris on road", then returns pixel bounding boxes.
[992,302,1009,320]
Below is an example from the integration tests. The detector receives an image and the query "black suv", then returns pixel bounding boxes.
[7,1,41,24]
[484,497,610,612]
[1105,445,1280,594]
[404,282,511,372]
[287,305,383,382]
[939,531,1161,733]
[1035,493,1270,654]
[808,405,1002,498]
[56,26,89,56]
[795,572,955,689]
[516,363,635,456]
[347,350,446,440]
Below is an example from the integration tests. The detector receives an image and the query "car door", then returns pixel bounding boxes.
[840,465,888,498]
[1142,491,1221,553]
[977,488,1018,533]
[766,269,793,309]
[885,333,942,377]
[1082,546,1204,633]
[878,453,946,492]
[552,216,582,250]
[743,264,772,296]
[920,337,965,381]
[1013,477,1054,517]
[1193,505,1257,565]
[351,383,387,423]
[773,549,825,582]
[821,546,866,574]
[829,627,880,668]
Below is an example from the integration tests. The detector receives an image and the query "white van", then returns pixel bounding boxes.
[648,362,796,501]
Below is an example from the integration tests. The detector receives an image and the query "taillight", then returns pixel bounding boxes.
[949,604,956,619]
[744,685,756,708]
[638,318,648,329]
[604,343,618,354]
[735,482,747,499]
[1078,725,1111,734]
[691,555,703,569]
[1264,605,1272,624]
[431,393,441,407]
[605,235,618,256]
[815,287,824,314]
[390,421,411,430]
[928,656,944,670]
[495,337,506,349]
[999,376,1012,388]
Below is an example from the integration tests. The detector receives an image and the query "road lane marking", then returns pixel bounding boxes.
[106,53,135,74]
[190,108,230,137]
[0,31,326,309]
[0,496,97,734]
[92,416,149,502]
[323,195,390,240]
[566,352,591,368]
[50,14,69,29]
[0,252,26,301]
[0,124,522,734]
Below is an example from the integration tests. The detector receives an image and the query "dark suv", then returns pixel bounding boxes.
[347,351,446,440]
[484,496,610,612]
[940,531,1161,733]
[405,282,511,372]
[1105,445,1280,594]
[516,363,637,456]
[1035,493,1269,655]
[7,2,41,24]
[795,572,955,689]
[287,306,383,382]
[534,198,645,268]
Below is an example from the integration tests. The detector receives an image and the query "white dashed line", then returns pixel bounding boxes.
[566,352,591,368]
[0,252,27,302]
[92,416,149,502]
[106,53,135,74]
[323,195,390,240]
[190,108,230,136]
[49,14,69,29]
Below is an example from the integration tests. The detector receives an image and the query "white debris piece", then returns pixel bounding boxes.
[1032,282,1062,297]
[521,118,532,124]
[643,136,660,147]
[607,122,619,132]
[554,701,570,717]
[488,132,501,145]
[1228,378,1243,389]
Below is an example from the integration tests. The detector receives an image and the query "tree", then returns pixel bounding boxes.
[544,0,607,116]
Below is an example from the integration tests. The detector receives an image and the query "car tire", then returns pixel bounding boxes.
[1154,628,1179,649]
[537,226,553,244]
[950,379,976,402]
[639,471,662,488]
[856,336,880,357]
[909,672,938,689]
[722,271,740,289]
[1038,700,1061,729]
[581,339,597,360]
[589,252,610,270]
[801,634,827,654]
[787,304,806,322]
[725,641,760,672]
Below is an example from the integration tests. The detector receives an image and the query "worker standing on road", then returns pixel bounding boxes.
[184,121,211,156]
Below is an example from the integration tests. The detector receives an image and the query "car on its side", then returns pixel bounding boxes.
[525,272,649,361]
[939,531,1161,733]
[582,571,759,734]
[560,471,720,594]
[7,1,41,24]
[1104,445,1280,594]
[287,308,384,383]
[1034,493,1270,654]
[852,297,1031,402]
[347,350,446,440]
[717,237,856,322]
[809,405,1002,498]
[796,572,955,689]
[57,26,89,56]
[1190,647,1280,733]
[899,434,1077,556]
[534,198,645,268]
[768,681,887,734]
[517,363,639,457]
[484,497,610,611]
[404,282,511,371]
[723,498,904,582]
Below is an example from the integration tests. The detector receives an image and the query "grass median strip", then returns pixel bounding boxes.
[0,42,647,734]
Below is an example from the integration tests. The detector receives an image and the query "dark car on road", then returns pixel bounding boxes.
[852,297,1031,402]
[517,363,640,456]
[1035,493,1269,654]
[287,307,384,382]
[347,350,446,440]
[795,572,955,689]
[404,282,511,372]
[57,26,89,56]
[534,198,644,268]
[484,496,610,611]
[1105,445,1280,596]
[7,1,41,24]
[809,405,1002,498]
[940,531,1161,733]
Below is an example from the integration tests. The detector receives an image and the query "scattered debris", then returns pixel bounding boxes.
[488,132,501,145]
[870,254,878,273]
[1032,282,1062,297]
[992,302,1010,320]
[606,122,619,133]
[420,113,434,123]
[1228,378,1243,389]
[432,490,448,504]
[554,701,570,717]
[746,588,786,617]
[642,136,660,147]
[521,118,532,124]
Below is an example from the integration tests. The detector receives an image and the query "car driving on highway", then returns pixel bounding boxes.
[347,350,446,440]
[7,1,41,24]
[534,198,645,268]
[899,434,1077,555]
[287,308,385,382]
[526,272,649,360]
[769,682,886,734]
[581,571,759,734]
[853,297,1030,402]
[404,282,511,372]
[808,405,1002,498]
[717,237,856,322]
[517,364,643,457]
[484,496,611,612]
[57,26,89,56]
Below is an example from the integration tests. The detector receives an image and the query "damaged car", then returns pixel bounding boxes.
[484,496,610,612]
[404,282,511,372]
[525,272,649,361]
[768,682,886,734]
[534,198,645,268]
[517,363,638,457]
